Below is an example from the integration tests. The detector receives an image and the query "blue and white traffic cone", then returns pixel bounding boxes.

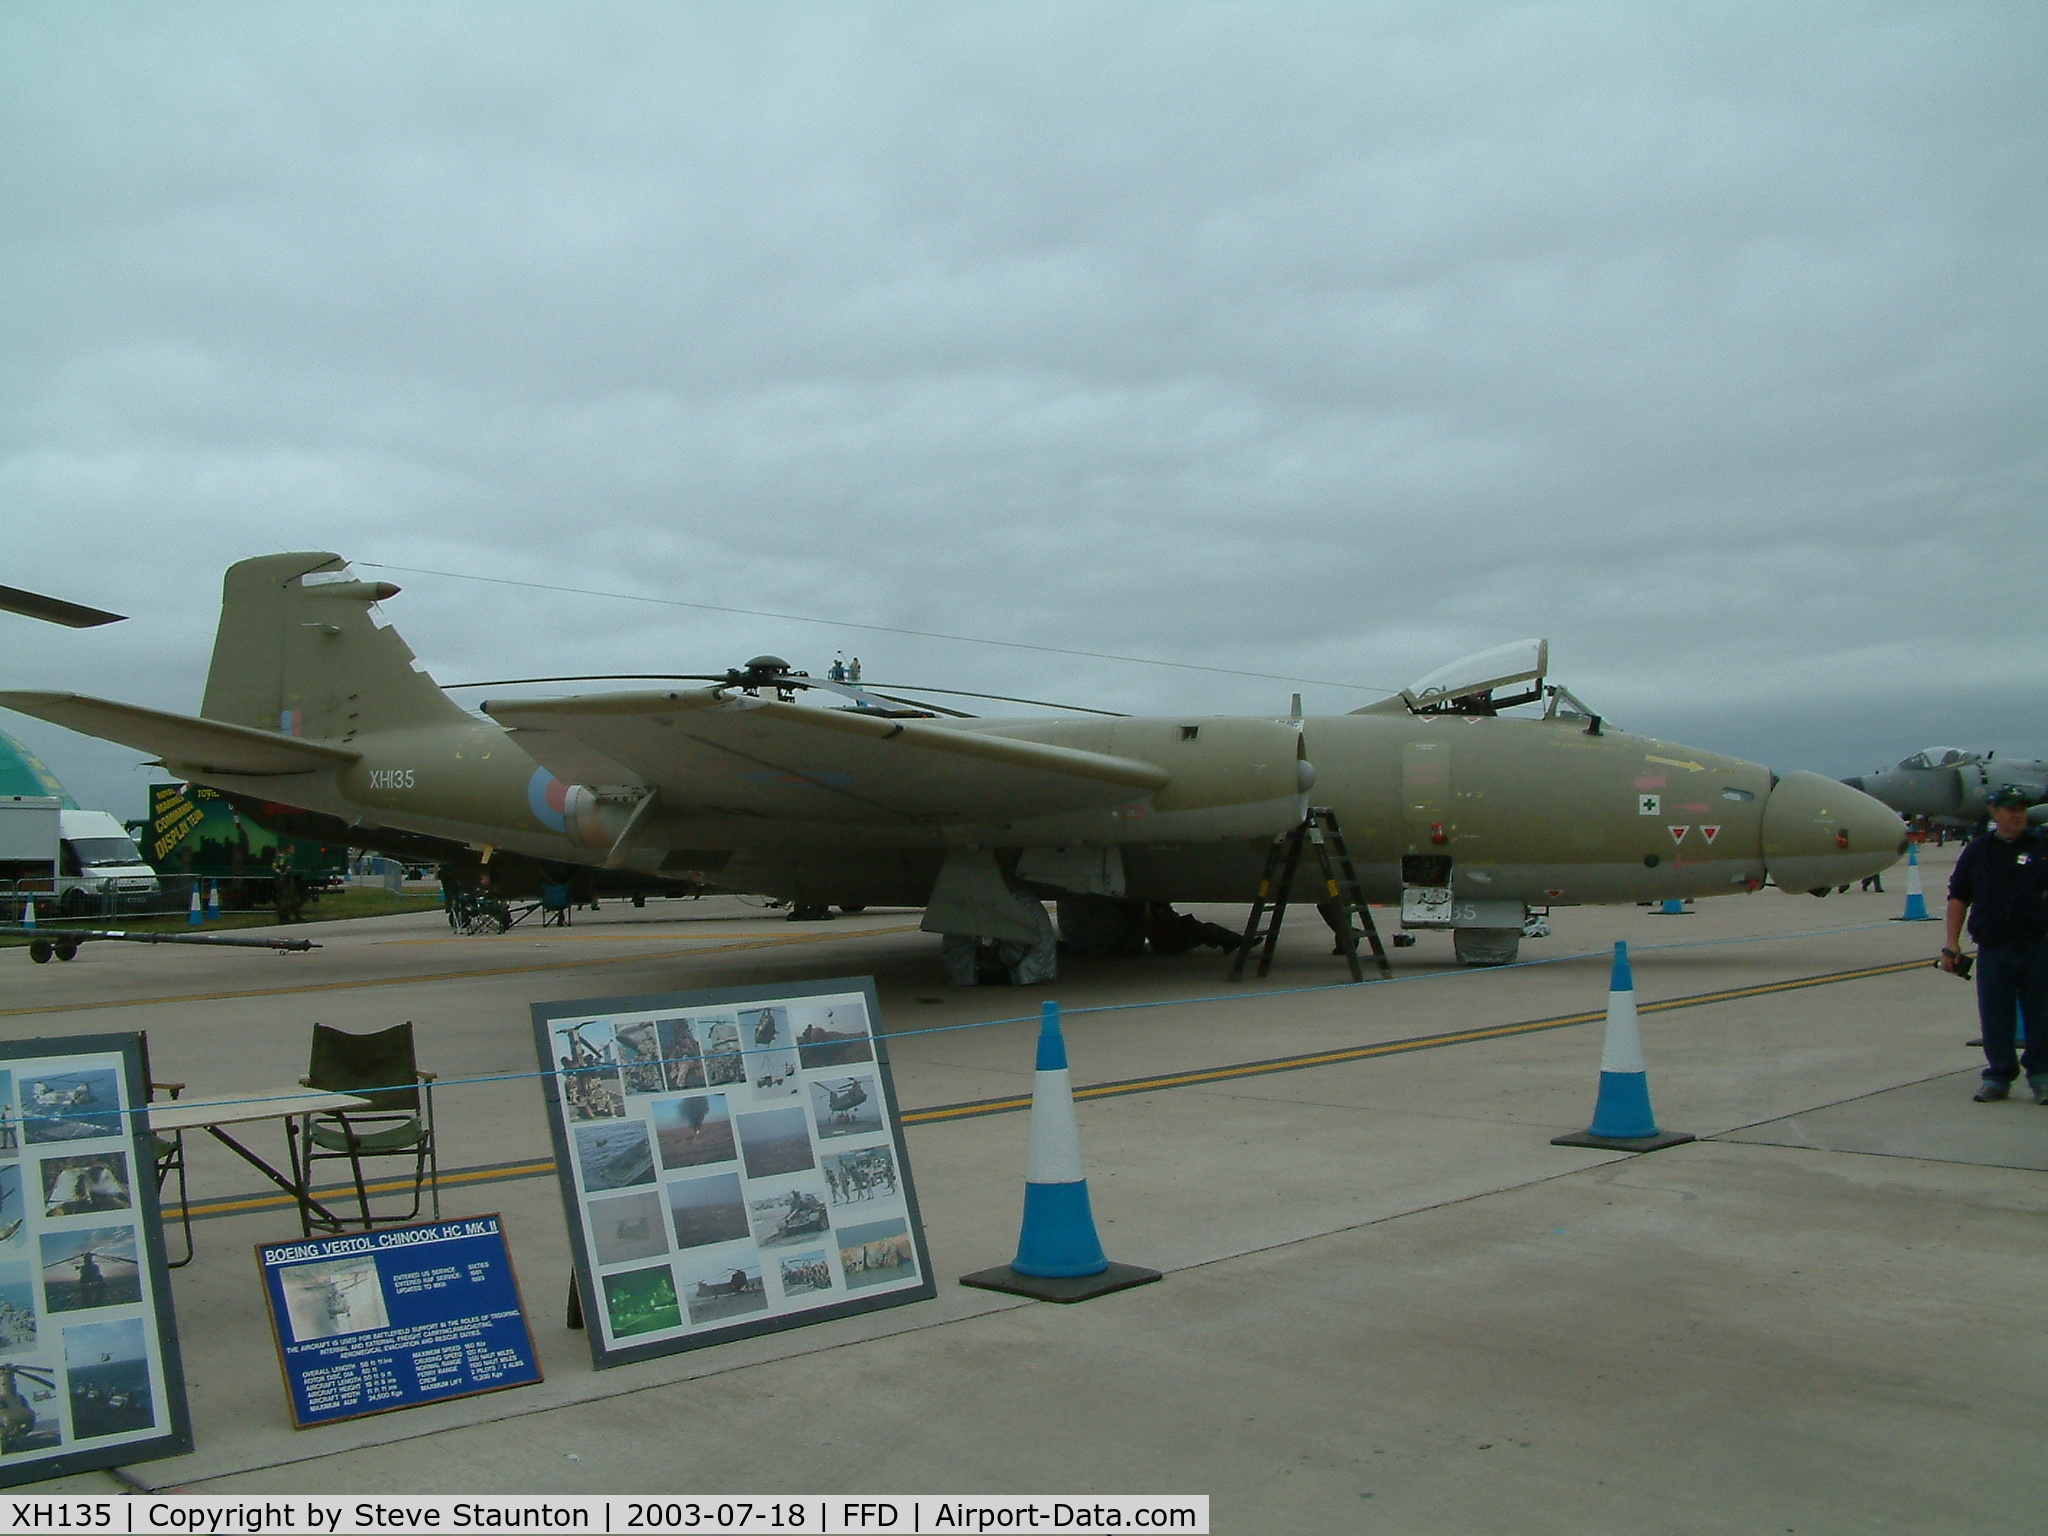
[1013,1001,1107,1279]
[959,1001,1161,1302]
[187,886,203,927]
[205,880,220,920]
[20,897,34,931]
[1895,845,1931,922]
[1551,942,1694,1152]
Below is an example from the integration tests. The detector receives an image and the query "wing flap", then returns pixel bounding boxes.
[0,692,359,776]
[484,689,1167,822]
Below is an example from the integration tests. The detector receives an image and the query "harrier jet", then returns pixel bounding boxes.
[1843,748,2048,834]
[1,554,1903,973]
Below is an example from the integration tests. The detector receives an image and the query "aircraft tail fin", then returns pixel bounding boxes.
[201,554,470,741]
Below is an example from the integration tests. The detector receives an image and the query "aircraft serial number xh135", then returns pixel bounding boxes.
[2,554,1904,976]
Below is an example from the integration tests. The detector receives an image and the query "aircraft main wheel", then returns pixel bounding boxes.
[29,941,53,964]
[1453,928,1521,966]
[55,945,78,962]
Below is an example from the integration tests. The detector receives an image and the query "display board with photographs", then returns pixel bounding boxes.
[0,1035,192,1486]
[256,1215,542,1428]
[534,978,934,1368]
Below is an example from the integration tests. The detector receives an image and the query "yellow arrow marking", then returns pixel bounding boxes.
[1645,755,1707,772]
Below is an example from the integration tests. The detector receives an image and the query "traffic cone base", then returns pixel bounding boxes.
[960,1258,1162,1304]
[1551,1128,1696,1153]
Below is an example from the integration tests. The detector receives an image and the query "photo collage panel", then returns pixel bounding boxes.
[545,991,917,1354]
[0,1054,177,1477]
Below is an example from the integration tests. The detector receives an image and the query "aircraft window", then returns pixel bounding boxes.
[1542,685,1599,722]
[1721,788,1754,803]
[1900,748,1967,770]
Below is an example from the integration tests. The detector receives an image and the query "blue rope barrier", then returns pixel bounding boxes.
[52,916,1907,1122]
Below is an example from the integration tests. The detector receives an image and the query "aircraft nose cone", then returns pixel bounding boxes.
[1762,770,1908,895]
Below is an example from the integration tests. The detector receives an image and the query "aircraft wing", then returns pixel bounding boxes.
[0,585,125,628]
[0,692,359,776]
[484,688,1167,823]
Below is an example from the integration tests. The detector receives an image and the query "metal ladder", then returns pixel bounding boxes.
[1227,807,1393,983]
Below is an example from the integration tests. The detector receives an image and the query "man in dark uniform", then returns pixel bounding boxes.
[1941,785,2048,1102]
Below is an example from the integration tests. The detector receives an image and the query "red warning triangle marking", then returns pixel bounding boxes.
[1668,825,1689,843]
[1701,825,1721,844]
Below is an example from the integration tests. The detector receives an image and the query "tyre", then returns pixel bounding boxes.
[55,945,78,962]
[1453,928,1521,966]
[29,941,53,964]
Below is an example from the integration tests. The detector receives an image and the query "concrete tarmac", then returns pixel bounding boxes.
[10,852,2042,1532]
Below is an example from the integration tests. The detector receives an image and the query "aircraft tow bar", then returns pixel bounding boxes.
[1,925,320,963]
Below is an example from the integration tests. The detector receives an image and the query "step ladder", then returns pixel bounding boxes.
[1227,807,1393,983]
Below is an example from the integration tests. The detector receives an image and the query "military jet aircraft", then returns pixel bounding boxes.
[0,552,1904,973]
[1843,748,2048,834]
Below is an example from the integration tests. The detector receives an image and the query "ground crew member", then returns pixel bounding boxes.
[1941,785,2048,1102]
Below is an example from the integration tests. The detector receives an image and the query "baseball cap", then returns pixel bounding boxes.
[1987,785,2033,808]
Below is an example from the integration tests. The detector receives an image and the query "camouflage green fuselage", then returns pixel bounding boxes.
[192,706,1895,910]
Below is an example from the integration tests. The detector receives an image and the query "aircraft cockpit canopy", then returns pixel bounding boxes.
[1355,638,1602,730]
[1898,747,1975,771]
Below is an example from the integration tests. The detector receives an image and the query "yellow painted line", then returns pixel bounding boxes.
[176,955,1931,1216]
[903,956,1934,1124]
[183,1160,558,1221]
[0,925,923,1020]
[380,931,825,945]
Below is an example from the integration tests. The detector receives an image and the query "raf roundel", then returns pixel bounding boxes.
[528,768,571,832]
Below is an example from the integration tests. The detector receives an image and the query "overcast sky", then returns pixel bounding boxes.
[4,2,2043,820]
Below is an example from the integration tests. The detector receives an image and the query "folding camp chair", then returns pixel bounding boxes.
[296,1022,439,1235]
[136,1033,192,1268]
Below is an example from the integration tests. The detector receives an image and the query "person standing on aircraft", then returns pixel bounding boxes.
[1942,786,2048,1103]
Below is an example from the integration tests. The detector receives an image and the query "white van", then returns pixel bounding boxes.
[56,809,161,910]
[0,798,160,914]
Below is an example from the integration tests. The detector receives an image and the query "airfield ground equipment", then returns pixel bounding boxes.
[1228,807,1392,984]
[3,924,318,963]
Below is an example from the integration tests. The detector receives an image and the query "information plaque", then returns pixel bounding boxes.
[535,977,935,1369]
[0,1033,192,1486]
[257,1215,542,1428]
